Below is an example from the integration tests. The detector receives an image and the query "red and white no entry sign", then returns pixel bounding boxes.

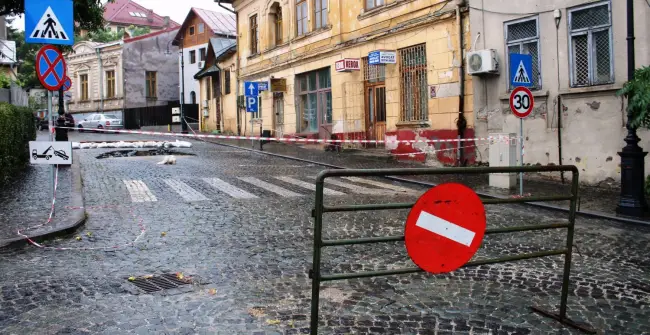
[509,86,534,118]
[404,183,486,274]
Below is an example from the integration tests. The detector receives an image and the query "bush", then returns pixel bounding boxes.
[0,102,37,185]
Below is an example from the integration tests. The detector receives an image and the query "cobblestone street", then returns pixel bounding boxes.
[0,132,648,335]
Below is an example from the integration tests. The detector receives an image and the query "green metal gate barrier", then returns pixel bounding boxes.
[309,165,596,334]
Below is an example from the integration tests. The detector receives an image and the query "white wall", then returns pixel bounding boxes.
[179,43,208,105]
[469,0,650,185]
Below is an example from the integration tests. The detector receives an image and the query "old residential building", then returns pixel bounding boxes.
[66,29,181,123]
[195,38,237,133]
[224,0,472,164]
[92,0,179,35]
[469,0,650,184]
[173,9,237,107]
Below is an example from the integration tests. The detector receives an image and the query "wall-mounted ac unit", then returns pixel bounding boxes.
[202,100,209,108]
[198,61,205,68]
[466,49,499,75]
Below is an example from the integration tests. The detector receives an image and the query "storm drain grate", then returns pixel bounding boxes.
[128,273,192,293]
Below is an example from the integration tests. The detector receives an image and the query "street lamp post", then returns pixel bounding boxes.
[180,37,187,134]
[617,0,648,217]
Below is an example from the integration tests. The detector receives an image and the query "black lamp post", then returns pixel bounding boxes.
[617,0,648,217]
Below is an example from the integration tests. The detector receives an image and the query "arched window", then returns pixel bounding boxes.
[269,3,283,47]
[190,91,196,104]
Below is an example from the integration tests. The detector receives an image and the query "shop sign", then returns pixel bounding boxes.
[335,58,361,72]
[368,50,396,65]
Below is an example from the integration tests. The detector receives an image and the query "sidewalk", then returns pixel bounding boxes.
[0,132,85,248]
[201,136,649,223]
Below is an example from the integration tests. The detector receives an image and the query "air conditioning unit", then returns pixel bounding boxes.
[198,61,205,68]
[202,100,209,108]
[466,49,499,75]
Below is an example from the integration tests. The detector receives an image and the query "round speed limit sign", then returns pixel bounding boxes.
[509,86,534,118]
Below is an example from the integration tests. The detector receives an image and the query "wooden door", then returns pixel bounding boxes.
[365,85,386,147]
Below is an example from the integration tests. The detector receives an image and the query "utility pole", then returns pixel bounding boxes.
[180,36,187,134]
[617,0,648,217]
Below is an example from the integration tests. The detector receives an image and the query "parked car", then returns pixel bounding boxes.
[38,112,75,131]
[77,114,124,133]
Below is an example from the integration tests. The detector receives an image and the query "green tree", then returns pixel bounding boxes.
[1,0,112,33]
[126,25,151,37]
[79,28,123,43]
[0,73,11,89]
[618,66,650,129]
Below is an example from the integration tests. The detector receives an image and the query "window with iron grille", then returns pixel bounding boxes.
[224,71,231,95]
[250,15,259,54]
[568,1,613,87]
[314,0,327,29]
[399,44,428,122]
[505,17,541,90]
[362,57,386,83]
[296,0,308,36]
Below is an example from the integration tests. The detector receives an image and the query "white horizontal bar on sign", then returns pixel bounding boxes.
[415,211,476,247]
[274,176,346,196]
[238,177,303,197]
[202,178,258,199]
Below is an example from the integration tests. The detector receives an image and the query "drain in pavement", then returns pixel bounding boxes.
[128,273,192,293]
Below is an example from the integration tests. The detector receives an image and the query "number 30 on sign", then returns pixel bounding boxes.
[509,86,534,119]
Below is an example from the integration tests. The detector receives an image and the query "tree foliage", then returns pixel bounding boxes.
[1,0,112,33]
[6,28,41,88]
[0,73,11,89]
[618,66,650,129]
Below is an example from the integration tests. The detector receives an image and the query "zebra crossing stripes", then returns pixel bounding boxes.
[324,178,385,195]
[164,179,209,202]
[238,177,303,197]
[273,176,346,196]
[202,178,259,199]
[342,177,421,195]
[123,180,157,202]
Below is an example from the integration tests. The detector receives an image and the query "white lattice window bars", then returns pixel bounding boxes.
[505,17,541,90]
[568,1,613,87]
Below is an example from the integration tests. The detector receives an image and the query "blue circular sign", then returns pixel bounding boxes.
[35,45,67,91]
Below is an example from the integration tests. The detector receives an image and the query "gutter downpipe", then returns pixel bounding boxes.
[217,0,236,14]
[456,3,467,166]
[215,63,226,132]
[235,12,242,135]
[96,48,104,113]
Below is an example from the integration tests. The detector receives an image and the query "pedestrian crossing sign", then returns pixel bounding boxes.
[25,0,74,46]
[509,53,533,88]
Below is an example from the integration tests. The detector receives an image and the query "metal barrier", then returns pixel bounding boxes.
[309,165,595,334]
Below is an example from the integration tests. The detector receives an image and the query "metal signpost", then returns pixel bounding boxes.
[245,82,260,149]
[27,0,73,216]
[404,183,486,273]
[509,53,534,196]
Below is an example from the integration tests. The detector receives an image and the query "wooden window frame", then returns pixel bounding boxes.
[198,23,205,34]
[146,71,157,98]
[250,15,259,55]
[189,50,196,64]
[275,6,283,45]
[314,0,327,30]
[106,70,116,98]
[79,74,89,101]
[199,48,206,62]
[296,0,308,36]
[189,25,195,36]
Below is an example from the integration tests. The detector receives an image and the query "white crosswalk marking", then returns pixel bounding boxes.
[342,177,420,195]
[164,179,209,202]
[123,180,157,202]
[238,177,303,197]
[325,179,384,195]
[274,176,346,196]
[203,178,258,199]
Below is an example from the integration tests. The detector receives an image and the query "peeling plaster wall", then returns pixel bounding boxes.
[123,30,180,108]
[470,0,650,185]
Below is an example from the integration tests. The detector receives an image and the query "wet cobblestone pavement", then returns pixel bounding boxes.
[0,132,648,334]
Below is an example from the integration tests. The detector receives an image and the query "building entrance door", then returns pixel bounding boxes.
[365,85,386,147]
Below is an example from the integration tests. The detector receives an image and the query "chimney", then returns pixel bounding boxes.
[163,16,170,28]
[148,9,154,23]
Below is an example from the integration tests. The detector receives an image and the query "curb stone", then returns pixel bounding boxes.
[0,151,87,249]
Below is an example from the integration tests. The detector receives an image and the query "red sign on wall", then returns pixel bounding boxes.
[335,58,360,72]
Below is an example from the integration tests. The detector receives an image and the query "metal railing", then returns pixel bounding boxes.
[309,165,596,334]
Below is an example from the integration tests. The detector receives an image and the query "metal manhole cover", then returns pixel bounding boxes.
[128,273,192,293]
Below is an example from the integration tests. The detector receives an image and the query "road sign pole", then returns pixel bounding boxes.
[520,118,524,196]
[47,90,55,217]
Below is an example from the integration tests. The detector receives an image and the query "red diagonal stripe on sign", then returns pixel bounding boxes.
[42,53,64,83]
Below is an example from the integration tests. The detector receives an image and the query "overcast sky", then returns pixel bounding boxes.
[8,0,233,31]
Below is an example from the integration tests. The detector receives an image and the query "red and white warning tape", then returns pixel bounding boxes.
[57,126,519,146]
[16,167,147,251]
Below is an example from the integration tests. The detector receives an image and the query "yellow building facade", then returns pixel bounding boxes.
[225,0,474,164]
